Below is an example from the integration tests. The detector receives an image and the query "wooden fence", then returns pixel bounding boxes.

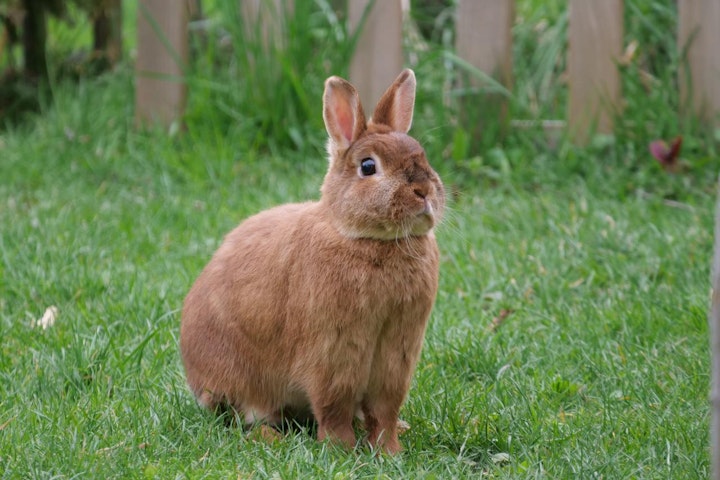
[135,0,720,144]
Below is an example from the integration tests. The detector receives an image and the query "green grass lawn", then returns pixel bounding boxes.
[0,1,716,478]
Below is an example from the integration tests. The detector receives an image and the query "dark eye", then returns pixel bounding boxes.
[360,158,376,176]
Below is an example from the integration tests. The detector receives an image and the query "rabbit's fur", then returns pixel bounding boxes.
[180,69,444,454]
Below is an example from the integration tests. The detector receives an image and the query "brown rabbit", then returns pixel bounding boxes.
[180,69,444,454]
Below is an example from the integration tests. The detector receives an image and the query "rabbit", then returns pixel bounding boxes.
[180,69,444,454]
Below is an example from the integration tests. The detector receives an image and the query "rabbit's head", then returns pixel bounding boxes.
[320,70,444,241]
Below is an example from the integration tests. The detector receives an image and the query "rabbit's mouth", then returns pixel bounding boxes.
[397,201,436,237]
[409,210,435,236]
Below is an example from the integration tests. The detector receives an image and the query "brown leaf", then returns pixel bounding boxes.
[489,309,514,332]
[0,416,15,431]
[247,424,282,444]
[397,419,411,434]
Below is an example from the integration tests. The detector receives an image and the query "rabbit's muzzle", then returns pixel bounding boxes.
[406,179,442,236]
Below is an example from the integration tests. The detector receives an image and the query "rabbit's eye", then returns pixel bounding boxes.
[360,158,376,176]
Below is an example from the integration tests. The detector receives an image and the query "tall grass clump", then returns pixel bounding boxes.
[184,0,358,153]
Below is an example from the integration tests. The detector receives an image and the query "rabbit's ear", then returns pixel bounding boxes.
[323,76,367,149]
[371,69,416,133]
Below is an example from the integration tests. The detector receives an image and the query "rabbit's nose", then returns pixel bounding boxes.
[413,186,428,199]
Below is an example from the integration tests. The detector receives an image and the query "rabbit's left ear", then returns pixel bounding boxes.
[323,76,367,150]
[371,69,416,133]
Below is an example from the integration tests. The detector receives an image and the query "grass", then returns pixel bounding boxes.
[0,0,716,478]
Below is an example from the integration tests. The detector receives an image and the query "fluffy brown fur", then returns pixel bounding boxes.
[180,69,444,454]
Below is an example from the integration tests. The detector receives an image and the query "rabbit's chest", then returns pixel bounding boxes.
[348,242,438,311]
[287,231,439,324]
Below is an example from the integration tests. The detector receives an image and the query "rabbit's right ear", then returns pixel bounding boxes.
[371,69,416,133]
[323,76,367,150]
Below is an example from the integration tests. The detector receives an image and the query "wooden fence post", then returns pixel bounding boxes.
[678,0,720,126]
[711,174,720,480]
[135,0,189,128]
[92,0,123,66]
[455,0,513,89]
[348,0,403,114]
[567,0,623,144]
[21,0,48,81]
[455,0,514,144]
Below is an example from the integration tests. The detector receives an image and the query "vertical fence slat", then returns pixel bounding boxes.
[712,175,720,480]
[187,0,202,19]
[455,0,513,92]
[455,0,513,144]
[348,0,403,113]
[568,0,623,144]
[22,0,48,80]
[92,0,123,65]
[678,0,720,125]
[135,0,189,128]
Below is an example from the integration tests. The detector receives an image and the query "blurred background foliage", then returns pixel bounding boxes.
[0,0,715,199]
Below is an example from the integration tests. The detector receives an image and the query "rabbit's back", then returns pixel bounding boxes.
[180,202,315,416]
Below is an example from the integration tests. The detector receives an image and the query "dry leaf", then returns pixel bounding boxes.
[491,452,511,464]
[247,424,282,444]
[489,309,514,332]
[0,416,15,431]
[619,39,639,66]
[34,306,58,330]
